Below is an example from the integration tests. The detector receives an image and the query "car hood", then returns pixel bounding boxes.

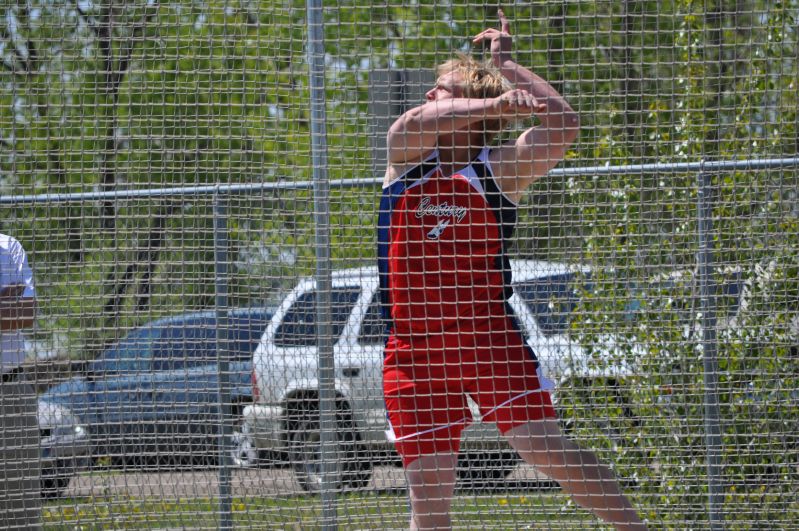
[39,377,95,422]
[37,399,84,431]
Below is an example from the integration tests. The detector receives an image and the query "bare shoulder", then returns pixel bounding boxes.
[487,130,571,203]
[383,150,437,187]
[486,143,530,203]
[383,162,413,187]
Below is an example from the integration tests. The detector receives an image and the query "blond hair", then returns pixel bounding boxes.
[437,53,513,143]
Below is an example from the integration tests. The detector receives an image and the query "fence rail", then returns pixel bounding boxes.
[3,157,798,205]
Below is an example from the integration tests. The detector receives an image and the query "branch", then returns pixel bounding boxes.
[102,201,176,329]
[135,202,176,312]
[112,3,160,91]
[75,1,102,38]
[0,22,25,75]
[24,37,37,75]
[17,5,38,75]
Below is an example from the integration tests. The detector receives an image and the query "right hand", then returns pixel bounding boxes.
[492,89,547,117]
[473,9,514,67]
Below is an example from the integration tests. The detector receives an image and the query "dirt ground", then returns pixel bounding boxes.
[64,463,552,500]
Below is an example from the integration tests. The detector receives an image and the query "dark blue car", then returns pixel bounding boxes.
[39,307,273,473]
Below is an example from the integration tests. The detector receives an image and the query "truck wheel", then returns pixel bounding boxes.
[287,403,372,492]
[40,461,73,499]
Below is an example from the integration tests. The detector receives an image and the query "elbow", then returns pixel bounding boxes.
[385,116,417,151]
[550,109,580,149]
[539,105,580,147]
[560,109,581,146]
[387,107,424,137]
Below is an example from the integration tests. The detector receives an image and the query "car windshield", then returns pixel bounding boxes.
[226,313,272,359]
[151,315,269,370]
[273,287,361,347]
[93,310,270,375]
[152,321,217,371]
[92,327,158,374]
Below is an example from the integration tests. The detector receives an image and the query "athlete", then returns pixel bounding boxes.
[377,10,647,531]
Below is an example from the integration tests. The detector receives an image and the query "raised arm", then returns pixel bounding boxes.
[475,9,580,202]
[386,97,500,166]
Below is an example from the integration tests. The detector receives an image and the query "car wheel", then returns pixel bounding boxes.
[457,451,519,490]
[231,418,259,468]
[287,402,372,493]
[40,462,73,499]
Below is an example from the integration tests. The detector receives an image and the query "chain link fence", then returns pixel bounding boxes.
[1,1,798,529]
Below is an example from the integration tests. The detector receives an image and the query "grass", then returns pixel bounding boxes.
[43,490,604,530]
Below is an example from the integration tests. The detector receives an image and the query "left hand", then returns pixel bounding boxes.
[472,8,513,67]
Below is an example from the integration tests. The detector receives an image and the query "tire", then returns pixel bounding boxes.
[40,462,73,499]
[457,451,519,490]
[287,402,372,493]
[231,417,259,468]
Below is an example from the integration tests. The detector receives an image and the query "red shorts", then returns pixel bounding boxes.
[383,319,556,467]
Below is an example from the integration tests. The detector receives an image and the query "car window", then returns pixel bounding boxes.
[514,273,583,338]
[94,327,158,374]
[149,313,269,371]
[274,287,361,347]
[152,322,217,371]
[359,294,387,345]
[227,314,271,361]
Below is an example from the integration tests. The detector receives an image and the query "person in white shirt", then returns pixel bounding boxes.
[1,233,41,530]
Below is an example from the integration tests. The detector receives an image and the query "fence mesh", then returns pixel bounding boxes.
[1,1,798,529]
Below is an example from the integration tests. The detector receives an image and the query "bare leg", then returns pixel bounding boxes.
[404,452,458,530]
[505,419,647,531]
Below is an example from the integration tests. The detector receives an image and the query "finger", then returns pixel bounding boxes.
[498,9,510,34]
[524,94,534,108]
[472,29,497,42]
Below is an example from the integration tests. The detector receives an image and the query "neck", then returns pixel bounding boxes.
[437,132,484,168]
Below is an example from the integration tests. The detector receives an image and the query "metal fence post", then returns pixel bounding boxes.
[697,170,724,530]
[306,1,337,529]
[213,190,234,530]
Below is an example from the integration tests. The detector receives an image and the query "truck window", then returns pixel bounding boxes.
[274,287,361,347]
[514,274,581,338]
